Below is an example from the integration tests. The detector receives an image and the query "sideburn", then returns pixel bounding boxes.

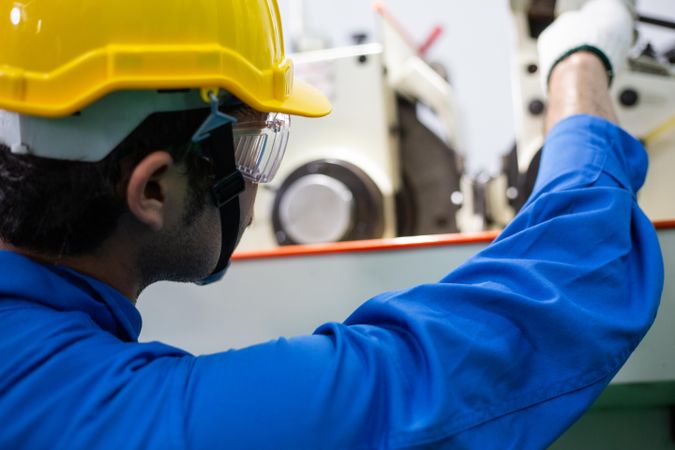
[181,149,216,226]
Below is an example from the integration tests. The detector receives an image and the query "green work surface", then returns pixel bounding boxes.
[553,382,675,449]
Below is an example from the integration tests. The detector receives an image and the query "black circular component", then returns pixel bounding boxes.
[526,63,538,74]
[619,88,639,108]
[357,55,368,65]
[272,160,385,246]
[528,99,545,116]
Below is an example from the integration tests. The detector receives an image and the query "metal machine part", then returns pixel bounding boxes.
[376,3,465,236]
[375,3,460,148]
[272,160,385,245]
[278,175,354,244]
[395,96,462,236]
[237,7,467,251]
[236,44,401,251]
[500,143,541,214]
[504,0,675,220]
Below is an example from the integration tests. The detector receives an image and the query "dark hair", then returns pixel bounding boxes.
[0,108,212,256]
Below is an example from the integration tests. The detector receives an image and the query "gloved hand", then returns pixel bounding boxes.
[538,0,636,91]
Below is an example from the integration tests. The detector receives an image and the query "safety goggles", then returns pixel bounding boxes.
[191,93,291,185]
[233,111,291,184]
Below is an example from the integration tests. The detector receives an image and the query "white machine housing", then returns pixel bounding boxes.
[239,6,468,251]
[238,44,401,251]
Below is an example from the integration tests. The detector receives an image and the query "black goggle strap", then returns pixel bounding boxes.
[191,93,245,282]
[204,123,245,207]
[192,92,246,207]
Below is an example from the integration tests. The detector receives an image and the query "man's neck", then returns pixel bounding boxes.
[0,241,141,303]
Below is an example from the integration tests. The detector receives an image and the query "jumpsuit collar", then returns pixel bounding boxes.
[0,250,141,341]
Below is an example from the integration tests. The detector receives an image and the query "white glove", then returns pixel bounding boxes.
[538,0,635,90]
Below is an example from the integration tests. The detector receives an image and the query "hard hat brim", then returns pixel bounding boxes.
[265,78,332,118]
[0,76,332,120]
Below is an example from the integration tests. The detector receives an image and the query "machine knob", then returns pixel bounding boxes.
[619,88,639,108]
[278,174,355,245]
[528,99,545,116]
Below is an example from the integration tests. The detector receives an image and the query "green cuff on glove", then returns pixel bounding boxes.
[547,45,615,87]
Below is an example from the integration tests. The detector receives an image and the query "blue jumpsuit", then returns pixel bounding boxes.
[0,115,664,449]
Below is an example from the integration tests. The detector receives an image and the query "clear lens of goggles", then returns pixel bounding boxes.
[233,113,291,184]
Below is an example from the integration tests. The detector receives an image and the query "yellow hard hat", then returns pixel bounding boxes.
[0,0,331,118]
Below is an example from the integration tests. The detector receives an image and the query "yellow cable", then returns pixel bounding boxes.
[644,115,675,147]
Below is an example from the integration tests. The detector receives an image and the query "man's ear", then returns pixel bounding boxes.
[126,151,174,231]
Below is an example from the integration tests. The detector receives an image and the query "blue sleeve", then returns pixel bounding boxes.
[177,115,663,449]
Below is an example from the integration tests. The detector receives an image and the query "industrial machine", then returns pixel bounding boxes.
[494,0,675,226]
[237,4,468,251]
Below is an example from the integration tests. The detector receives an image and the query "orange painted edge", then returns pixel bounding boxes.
[232,219,675,262]
[234,230,494,261]
[654,219,675,230]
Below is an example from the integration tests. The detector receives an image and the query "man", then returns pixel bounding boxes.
[0,0,662,448]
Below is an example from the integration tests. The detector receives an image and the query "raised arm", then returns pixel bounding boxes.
[545,51,618,130]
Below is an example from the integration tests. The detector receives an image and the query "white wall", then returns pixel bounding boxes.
[278,0,675,176]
